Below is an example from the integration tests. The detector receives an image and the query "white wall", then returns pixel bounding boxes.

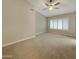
[47,12,76,37]
[2,0,36,45]
[35,12,47,34]
[2,0,46,46]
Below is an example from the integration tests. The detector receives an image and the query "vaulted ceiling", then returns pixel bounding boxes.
[25,0,76,17]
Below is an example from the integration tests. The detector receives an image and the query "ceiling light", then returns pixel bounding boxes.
[48,6,53,10]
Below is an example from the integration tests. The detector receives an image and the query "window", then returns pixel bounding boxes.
[63,19,68,30]
[58,19,62,29]
[53,20,57,29]
[49,20,53,29]
[49,18,69,30]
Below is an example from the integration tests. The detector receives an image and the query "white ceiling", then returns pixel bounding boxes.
[26,0,76,17]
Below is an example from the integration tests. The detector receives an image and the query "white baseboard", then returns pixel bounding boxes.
[35,32,44,35]
[2,32,45,47]
[2,35,36,47]
[2,55,12,58]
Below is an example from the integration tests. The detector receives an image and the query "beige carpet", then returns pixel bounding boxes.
[3,33,76,59]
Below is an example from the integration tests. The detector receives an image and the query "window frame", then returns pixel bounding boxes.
[48,17,69,31]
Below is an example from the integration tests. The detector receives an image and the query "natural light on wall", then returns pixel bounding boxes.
[48,18,69,30]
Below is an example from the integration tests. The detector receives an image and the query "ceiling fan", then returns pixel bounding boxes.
[43,0,61,11]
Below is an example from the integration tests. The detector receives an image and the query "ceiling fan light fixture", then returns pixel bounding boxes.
[48,6,53,10]
[43,0,60,11]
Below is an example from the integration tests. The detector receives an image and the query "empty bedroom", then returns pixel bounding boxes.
[2,0,76,59]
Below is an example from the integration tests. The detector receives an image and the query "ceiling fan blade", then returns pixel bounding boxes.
[45,3,48,6]
[54,7,59,9]
[54,2,60,6]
